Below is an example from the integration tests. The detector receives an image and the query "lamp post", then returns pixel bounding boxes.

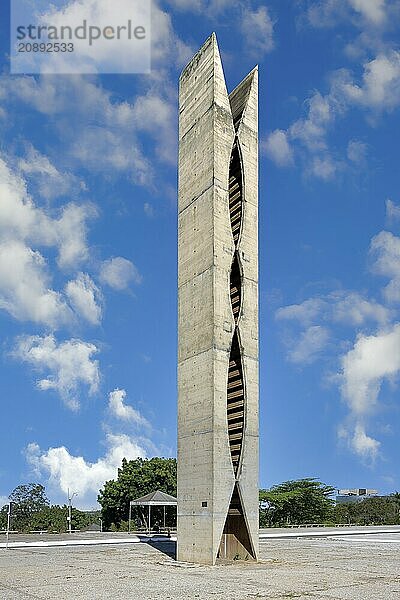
[6,502,12,549]
[67,489,78,534]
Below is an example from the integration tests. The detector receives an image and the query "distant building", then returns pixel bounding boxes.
[335,488,379,504]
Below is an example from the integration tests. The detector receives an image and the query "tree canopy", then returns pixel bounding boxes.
[98,457,177,530]
[333,494,400,526]
[0,483,99,532]
[259,478,335,527]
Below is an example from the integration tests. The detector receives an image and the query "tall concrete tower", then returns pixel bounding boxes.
[177,33,259,565]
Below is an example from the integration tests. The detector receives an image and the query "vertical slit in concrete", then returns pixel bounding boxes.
[230,252,241,324]
[229,140,243,246]
[227,331,244,474]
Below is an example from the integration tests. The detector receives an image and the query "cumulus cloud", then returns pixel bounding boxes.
[370,230,400,302]
[100,257,142,290]
[287,325,330,364]
[351,423,381,459]
[26,433,146,507]
[241,6,275,56]
[347,139,368,163]
[0,156,94,270]
[341,324,400,415]
[264,90,343,179]
[277,297,326,326]
[386,198,400,223]
[65,273,102,325]
[0,156,96,326]
[263,130,293,166]
[13,335,100,410]
[339,323,400,461]
[130,90,177,165]
[108,389,150,427]
[18,146,85,201]
[0,0,187,185]
[290,91,342,151]
[309,155,338,180]
[0,241,71,328]
[339,51,400,111]
[304,0,388,28]
[264,47,400,176]
[348,0,387,25]
[277,290,391,327]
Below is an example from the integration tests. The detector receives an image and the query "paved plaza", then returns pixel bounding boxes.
[1,530,399,599]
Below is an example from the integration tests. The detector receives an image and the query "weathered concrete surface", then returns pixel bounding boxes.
[1,535,399,599]
[177,32,259,565]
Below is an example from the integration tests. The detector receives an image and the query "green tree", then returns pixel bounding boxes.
[333,495,400,526]
[260,479,335,527]
[9,484,50,531]
[98,457,177,530]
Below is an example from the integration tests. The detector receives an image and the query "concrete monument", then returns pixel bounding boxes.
[177,33,259,565]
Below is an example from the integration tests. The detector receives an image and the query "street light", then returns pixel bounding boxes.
[67,488,78,534]
[6,502,12,549]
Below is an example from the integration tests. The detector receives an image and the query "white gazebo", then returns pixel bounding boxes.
[128,490,177,533]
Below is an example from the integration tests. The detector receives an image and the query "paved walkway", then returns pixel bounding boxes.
[1,526,399,549]
[1,534,400,599]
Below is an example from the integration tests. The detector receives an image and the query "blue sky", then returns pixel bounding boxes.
[1,0,400,509]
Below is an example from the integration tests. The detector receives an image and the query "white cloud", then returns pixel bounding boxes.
[266,89,345,178]
[108,389,149,427]
[330,291,391,325]
[386,198,400,222]
[35,0,150,74]
[56,203,95,269]
[347,139,368,163]
[304,0,388,28]
[0,0,189,184]
[370,230,400,302]
[0,156,94,270]
[277,291,391,327]
[18,146,85,201]
[340,51,400,111]
[304,0,349,28]
[13,335,100,411]
[263,130,293,166]
[144,202,154,218]
[100,257,142,290]
[26,433,146,508]
[4,74,177,183]
[341,323,400,416]
[65,273,102,325]
[276,297,325,326]
[130,91,177,165]
[309,155,338,180]
[0,241,71,327]
[289,91,339,151]
[264,45,400,176]
[165,0,230,13]
[351,423,381,459]
[338,323,400,461]
[69,126,151,184]
[287,325,330,364]
[348,0,386,24]
[241,6,275,56]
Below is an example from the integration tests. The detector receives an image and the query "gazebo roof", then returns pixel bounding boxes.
[129,490,177,506]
